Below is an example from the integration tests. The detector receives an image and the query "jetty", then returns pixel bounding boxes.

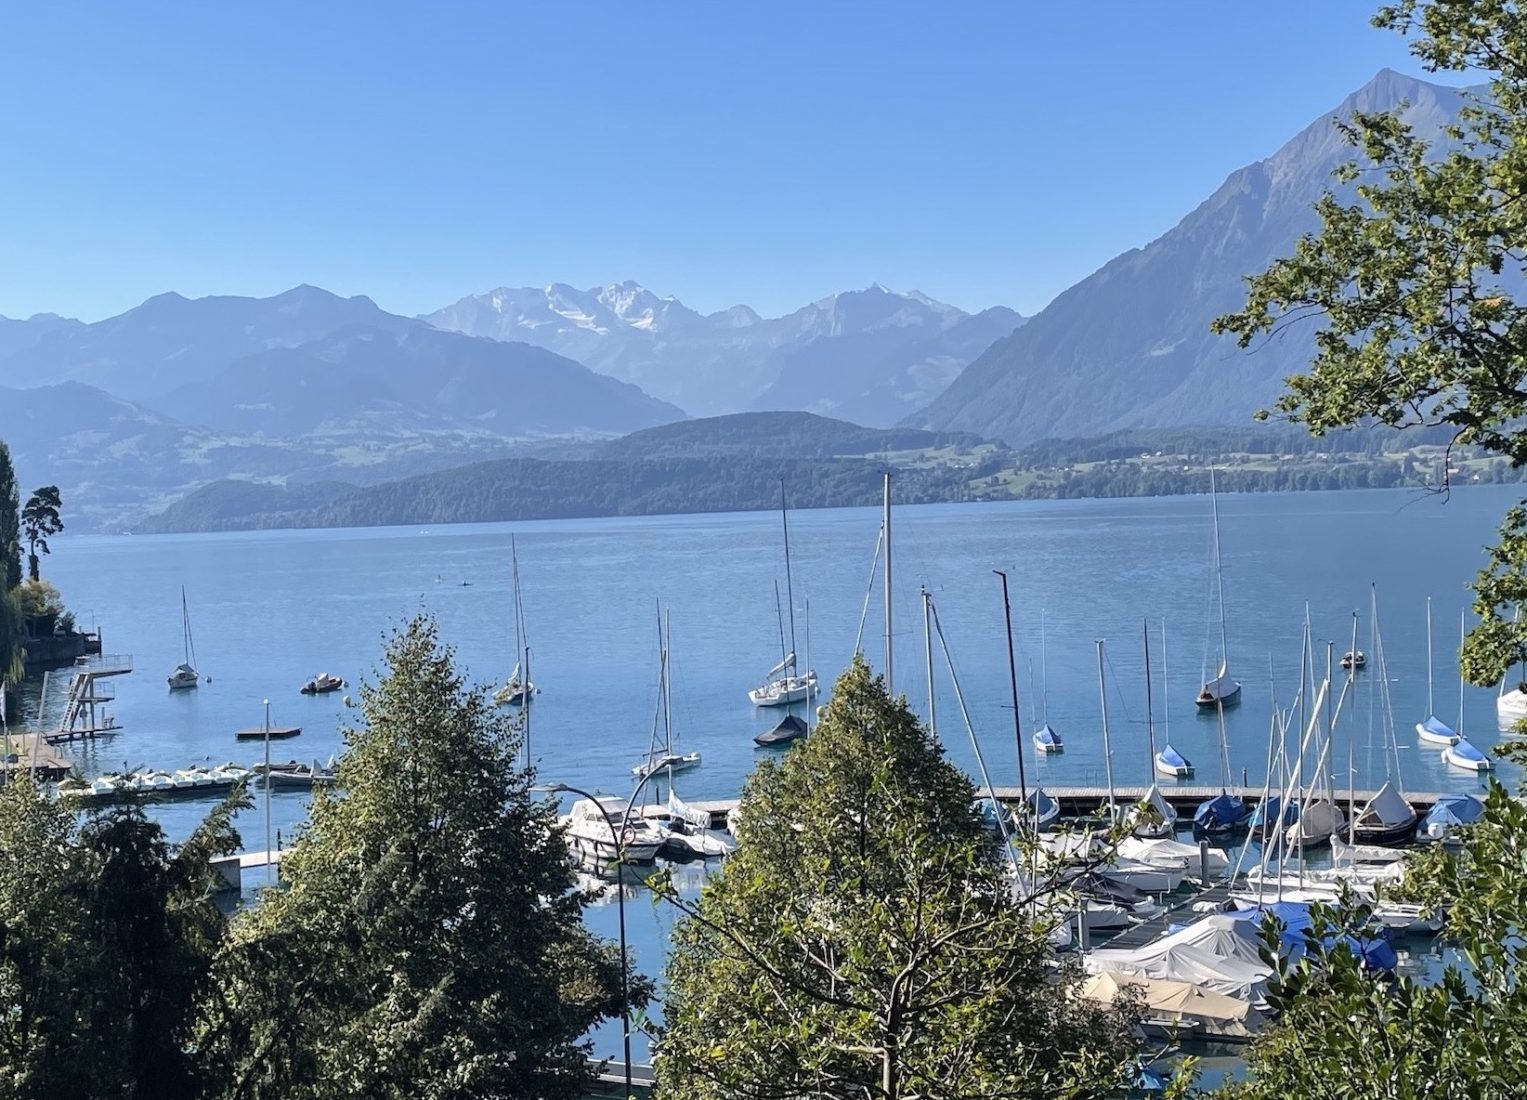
[684,785,1458,831]
[0,730,71,783]
[41,652,134,744]
[235,725,302,741]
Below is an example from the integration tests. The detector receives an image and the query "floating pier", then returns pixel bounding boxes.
[0,731,71,783]
[235,725,302,741]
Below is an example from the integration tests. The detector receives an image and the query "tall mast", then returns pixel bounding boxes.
[995,570,1028,804]
[1459,608,1467,736]
[804,598,813,736]
[1161,616,1171,745]
[1210,465,1229,675]
[779,480,798,667]
[1426,596,1435,717]
[1040,608,1049,725]
[883,472,893,694]
[511,535,523,665]
[922,587,936,738]
[1143,620,1157,770]
[773,581,787,668]
[664,608,674,755]
[1097,640,1116,815]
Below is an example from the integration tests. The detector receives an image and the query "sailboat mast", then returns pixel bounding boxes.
[664,609,674,755]
[779,481,799,667]
[1211,465,1229,674]
[773,581,787,668]
[1426,596,1434,717]
[1143,620,1157,768]
[994,570,1028,803]
[1459,608,1467,736]
[1097,640,1116,815]
[804,598,813,736]
[1040,609,1049,725]
[511,535,523,664]
[922,587,936,738]
[523,647,532,769]
[883,472,893,694]
[1161,616,1171,746]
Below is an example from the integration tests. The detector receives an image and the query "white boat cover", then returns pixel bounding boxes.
[1285,800,1346,846]
[1200,668,1238,700]
[1331,837,1407,865]
[1355,781,1416,830]
[1080,970,1265,1038]
[667,789,712,831]
[1119,836,1230,875]
[1085,914,1275,1001]
[1131,784,1178,835]
[767,652,796,678]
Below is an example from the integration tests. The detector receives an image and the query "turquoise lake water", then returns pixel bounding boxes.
[14,484,1525,1063]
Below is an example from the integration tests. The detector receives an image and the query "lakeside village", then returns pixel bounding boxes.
[2,453,1521,1098]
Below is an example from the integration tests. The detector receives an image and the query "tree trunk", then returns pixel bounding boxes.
[27,551,37,583]
[882,1040,898,1100]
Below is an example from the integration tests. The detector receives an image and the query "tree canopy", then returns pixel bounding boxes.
[655,656,1139,1100]
[1213,0,1527,683]
[201,614,638,1100]
[19,487,60,585]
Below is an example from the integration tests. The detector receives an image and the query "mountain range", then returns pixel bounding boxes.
[423,282,1024,423]
[908,70,1476,445]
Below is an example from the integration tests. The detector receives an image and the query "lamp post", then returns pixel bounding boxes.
[543,767,665,1098]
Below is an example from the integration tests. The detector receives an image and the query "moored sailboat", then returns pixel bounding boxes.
[1154,621,1193,779]
[749,483,817,709]
[1031,610,1064,754]
[1196,468,1241,709]
[167,586,201,691]
[494,536,537,707]
[1134,623,1178,839]
[1416,597,1460,746]
[1352,595,1418,845]
[633,610,702,781]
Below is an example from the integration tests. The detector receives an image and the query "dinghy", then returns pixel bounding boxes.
[1351,780,1418,845]
[1443,736,1493,772]
[1154,745,1194,779]
[753,713,808,747]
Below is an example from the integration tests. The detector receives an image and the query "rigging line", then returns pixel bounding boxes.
[779,480,799,665]
[851,523,884,661]
[930,598,1021,878]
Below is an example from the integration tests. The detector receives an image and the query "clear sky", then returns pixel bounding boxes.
[0,2,1451,322]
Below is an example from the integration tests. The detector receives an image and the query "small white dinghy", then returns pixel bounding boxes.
[1443,736,1493,772]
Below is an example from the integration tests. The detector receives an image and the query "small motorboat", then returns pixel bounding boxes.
[1341,650,1367,670]
[754,713,808,747]
[1443,736,1494,772]
[1420,793,1485,843]
[259,758,337,788]
[632,750,702,781]
[300,672,344,695]
[1154,745,1194,780]
[1416,716,1460,746]
[1033,724,1064,754]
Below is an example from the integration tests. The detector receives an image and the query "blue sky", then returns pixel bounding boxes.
[0,2,1447,322]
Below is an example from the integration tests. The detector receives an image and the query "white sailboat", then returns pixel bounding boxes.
[494,536,537,707]
[749,483,818,708]
[1196,468,1241,709]
[1032,610,1064,754]
[1443,611,1494,772]
[1352,594,1419,845]
[1416,597,1460,746]
[167,586,201,691]
[634,610,701,781]
[1155,620,1194,779]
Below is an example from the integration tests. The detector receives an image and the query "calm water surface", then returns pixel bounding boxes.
[16,485,1524,1062]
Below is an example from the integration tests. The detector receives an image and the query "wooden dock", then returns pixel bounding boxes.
[235,725,302,741]
[689,785,1456,830]
[0,731,71,783]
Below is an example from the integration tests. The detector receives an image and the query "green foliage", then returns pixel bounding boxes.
[12,580,62,622]
[0,443,19,592]
[1213,0,1527,682]
[0,589,23,684]
[0,777,246,1099]
[202,614,638,1100]
[655,657,1138,1100]
[19,486,61,584]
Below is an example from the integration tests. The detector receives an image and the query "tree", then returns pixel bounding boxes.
[1216,782,1527,1100]
[655,657,1139,1100]
[19,487,60,584]
[0,777,245,1099]
[0,443,19,593]
[1212,0,1527,684]
[200,614,637,1100]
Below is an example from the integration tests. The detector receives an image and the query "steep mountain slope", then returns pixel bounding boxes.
[909,70,1476,445]
[0,312,81,361]
[164,322,685,438]
[601,411,991,461]
[424,282,1019,421]
[0,285,396,400]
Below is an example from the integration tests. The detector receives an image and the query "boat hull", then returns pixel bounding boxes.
[1195,681,1241,709]
[1416,722,1459,746]
[1351,817,1419,846]
[1443,745,1493,772]
[749,675,819,707]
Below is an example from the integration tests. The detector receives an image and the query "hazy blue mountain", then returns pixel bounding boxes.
[424,282,1020,422]
[909,70,1478,445]
[0,285,396,399]
[163,322,685,438]
[752,305,1024,425]
[601,411,993,461]
[0,312,81,361]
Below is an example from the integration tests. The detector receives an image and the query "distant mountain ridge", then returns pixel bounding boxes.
[909,70,1480,445]
[424,282,1025,423]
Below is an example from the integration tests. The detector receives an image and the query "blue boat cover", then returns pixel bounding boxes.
[1157,745,1192,770]
[1034,724,1062,747]
[1452,737,1489,763]
[1425,793,1486,829]
[1248,795,1297,827]
[1228,902,1397,970]
[1422,716,1458,739]
[1194,792,1249,829]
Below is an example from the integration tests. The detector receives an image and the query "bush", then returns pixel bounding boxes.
[14,580,63,619]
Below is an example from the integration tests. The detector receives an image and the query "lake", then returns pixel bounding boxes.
[14,483,1525,1063]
